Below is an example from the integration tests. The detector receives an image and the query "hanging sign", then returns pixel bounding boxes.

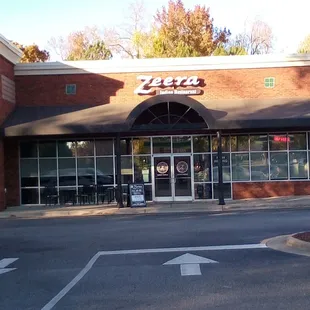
[134,75,202,95]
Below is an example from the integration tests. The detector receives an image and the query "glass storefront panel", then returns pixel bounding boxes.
[172,136,191,153]
[153,137,171,153]
[58,158,76,186]
[232,153,250,181]
[96,157,114,185]
[212,136,230,152]
[193,136,210,153]
[77,158,95,186]
[39,159,57,187]
[250,135,268,151]
[21,188,39,205]
[20,159,38,187]
[39,141,56,157]
[134,156,152,183]
[214,183,231,199]
[212,154,231,182]
[20,141,37,158]
[194,154,211,182]
[289,133,306,150]
[58,141,77,157]
[250,152,269,180]
[289,152,308,179]
[120,138,132,155]
[76,140,94,157]
[59,187,76,204]
[231,135,249,152]
[95,140,114,156]
[270,152,288,180]
[121,156,133,184]
[194,183,212,199]
[144,185,153,201]
[269,134,288,151]
[133,138,151,155]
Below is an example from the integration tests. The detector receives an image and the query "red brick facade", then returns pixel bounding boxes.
[15,66,310,107]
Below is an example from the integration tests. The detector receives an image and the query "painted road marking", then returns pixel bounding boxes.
[41,243,267,310]
[163,253,218,276]
[0,258,19,275]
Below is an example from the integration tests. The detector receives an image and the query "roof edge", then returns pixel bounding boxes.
[0,33,23,64]
[14,53,310,76]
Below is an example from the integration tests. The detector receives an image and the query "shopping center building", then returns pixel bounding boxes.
[1,33,310,210]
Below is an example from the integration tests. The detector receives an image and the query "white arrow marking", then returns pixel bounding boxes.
[0,258,19,275]
[163,253,218,276]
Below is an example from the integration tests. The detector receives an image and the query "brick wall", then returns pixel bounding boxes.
[0,56,15,124]
[0,139,5,210]
[233,181,310,199]
[15,66,310,107]
[4,139,19,207]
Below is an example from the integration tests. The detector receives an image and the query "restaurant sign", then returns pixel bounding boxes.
[134,75,202,95]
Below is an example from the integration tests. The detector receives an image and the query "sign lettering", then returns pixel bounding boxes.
[134,75,201,95]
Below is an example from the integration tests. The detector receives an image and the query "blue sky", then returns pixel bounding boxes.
[1,0,309,60]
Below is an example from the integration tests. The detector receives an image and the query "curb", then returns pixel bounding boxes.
[286,232,310,251]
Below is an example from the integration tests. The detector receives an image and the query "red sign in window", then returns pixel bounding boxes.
[273,136,290,143]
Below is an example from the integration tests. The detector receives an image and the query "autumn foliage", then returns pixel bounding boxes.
[13,43,49,63]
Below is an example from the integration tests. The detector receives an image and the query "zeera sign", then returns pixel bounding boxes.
[134,75,201,95]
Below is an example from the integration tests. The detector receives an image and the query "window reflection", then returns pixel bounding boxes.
[194,154,211,182]
[58,141,77,157]
[76,140,94,157]
[134,156,151,183]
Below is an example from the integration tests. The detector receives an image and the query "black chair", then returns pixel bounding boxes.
[42,186,59,206]
[96,186,115,204]
[76,185,96,205]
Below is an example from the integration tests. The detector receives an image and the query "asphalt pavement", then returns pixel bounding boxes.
[1,209,310,309]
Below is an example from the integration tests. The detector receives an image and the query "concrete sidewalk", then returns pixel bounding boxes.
[1,195,310,219]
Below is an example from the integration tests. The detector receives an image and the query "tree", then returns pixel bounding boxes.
[48,26,112,60]
[234,19,274,55]
[298,34,310,53]
[143,0,230,58]
[13,43,49,63]
[213,43,247,56]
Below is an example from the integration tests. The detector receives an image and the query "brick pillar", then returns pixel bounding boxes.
[0,139,6,210]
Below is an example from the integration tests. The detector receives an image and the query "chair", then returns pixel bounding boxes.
[76,185,96,205]
[42,186,59,206]
[96,186,115,204]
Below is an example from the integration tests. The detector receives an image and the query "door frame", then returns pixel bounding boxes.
[152,154,194,202]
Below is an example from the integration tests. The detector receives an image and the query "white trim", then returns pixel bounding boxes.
[0,33,22,64]
[14,53,310,76]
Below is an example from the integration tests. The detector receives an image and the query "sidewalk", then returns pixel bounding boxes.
[1,195,310,220]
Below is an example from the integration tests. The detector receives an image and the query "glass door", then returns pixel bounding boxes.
[173,155,193,201]
[153,156,173,202]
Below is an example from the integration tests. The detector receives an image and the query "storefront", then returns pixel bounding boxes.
[1,33,310,209]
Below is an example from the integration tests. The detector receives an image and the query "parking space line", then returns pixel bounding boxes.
[41,243,267,309]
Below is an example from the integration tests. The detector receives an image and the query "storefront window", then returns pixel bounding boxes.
[232,153,250,181]
[214,183,231,199]
[133,138,151,155]
[95,140,114,156]
[250,135,268,151]
[120,138,132,155]
[231,135,249,152]
[194,154,211,182]
[76,140,94,157]
[289,152,308,179]
[39,141,56,157]
[77,158,95,186]
[194,183,212,199]
[20,159,38,187]
[134,156,151,183]
[96,157,114,185]
[58,158,76,186]
[270,152,288,180]
[212,154,231,182]
[58,141,77,157]
[121,156,133,184]
[269,134,288,151]
[212,136,230,152]
[173,136,191,153]
[39,159,57,187]
[21,188,38,205]
[250,152,269,180]
[193,136,210,153]
[20,141,37,158]
[289,133,306,150]
[153,137,171,153]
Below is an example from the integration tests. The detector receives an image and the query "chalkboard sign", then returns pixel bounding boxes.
[128,183,147,208]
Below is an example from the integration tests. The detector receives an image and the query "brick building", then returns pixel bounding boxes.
[1,33,310,210]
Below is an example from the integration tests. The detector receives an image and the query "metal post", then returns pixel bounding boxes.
[115,134,124,208]
[217,131,225,207]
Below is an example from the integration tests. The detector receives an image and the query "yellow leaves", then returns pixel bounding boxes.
[13,43,49,63]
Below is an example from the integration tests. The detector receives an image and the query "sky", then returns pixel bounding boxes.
[0,0,309,61]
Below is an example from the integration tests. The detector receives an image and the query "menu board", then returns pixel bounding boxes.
[128,183,146,208]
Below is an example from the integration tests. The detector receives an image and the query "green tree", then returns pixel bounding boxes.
[213,44,247,56]
[13,43,49,63]
[144,0,230,58]
[298,34,310,53]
